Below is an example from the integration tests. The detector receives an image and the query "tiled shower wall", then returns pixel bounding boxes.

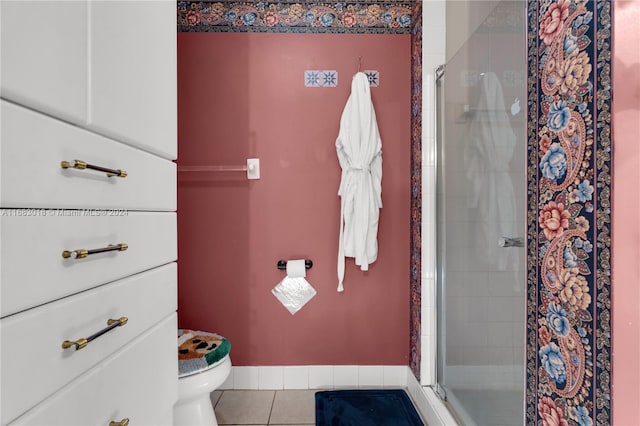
[438,3,526,384]
[421,0,526,387]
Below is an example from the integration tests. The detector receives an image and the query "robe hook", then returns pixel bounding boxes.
[357,56,362,72]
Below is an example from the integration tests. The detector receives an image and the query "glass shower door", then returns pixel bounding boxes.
[435,2,527,424]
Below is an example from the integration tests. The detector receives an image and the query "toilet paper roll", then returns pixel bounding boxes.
[286,259,306,278]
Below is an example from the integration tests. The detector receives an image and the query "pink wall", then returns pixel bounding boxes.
[612,1,640,424]
[177,33,411,366]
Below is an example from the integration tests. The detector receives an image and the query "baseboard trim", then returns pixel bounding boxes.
[220,365,458,425]
[221,365,409,390]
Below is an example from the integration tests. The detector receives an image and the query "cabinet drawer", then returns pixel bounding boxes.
[1,212,176,317]
[8,314,177,426]
[0,101,176,211]
[1,264,177,425]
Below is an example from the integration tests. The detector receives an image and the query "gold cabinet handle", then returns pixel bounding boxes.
[109,419,130,426]
[61,159,127,178]
[62,243,128,259]
[62,317,128,351]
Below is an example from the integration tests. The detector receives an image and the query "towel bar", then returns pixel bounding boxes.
[178,159,260,179]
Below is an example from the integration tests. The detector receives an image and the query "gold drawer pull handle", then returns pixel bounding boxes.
[109,419,130,426]
[62,317,128,351]
[61,159,128,178]
[62,243,128,259]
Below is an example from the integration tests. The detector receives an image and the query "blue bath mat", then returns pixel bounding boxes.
[315,389,424,426]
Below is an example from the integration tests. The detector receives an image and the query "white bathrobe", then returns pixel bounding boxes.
[336,72,383,292]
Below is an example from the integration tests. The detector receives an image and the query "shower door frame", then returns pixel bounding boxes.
[433,62,447,403]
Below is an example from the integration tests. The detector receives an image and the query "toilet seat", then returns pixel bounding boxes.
[178,329,231,378]
[175,329,232,426]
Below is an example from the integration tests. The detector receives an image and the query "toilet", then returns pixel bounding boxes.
[174,329,232,426]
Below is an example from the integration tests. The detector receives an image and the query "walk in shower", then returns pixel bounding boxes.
[434,1,527,424]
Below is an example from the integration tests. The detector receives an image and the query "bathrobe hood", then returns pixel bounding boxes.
[336,72,383,292]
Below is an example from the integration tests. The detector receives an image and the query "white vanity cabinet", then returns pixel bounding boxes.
[0,1,88,124]
[0,1,177,425]
[89,1,177,160]
[0,0,177,160]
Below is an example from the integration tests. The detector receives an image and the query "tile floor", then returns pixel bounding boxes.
[211,389,317,426]
[210,388,427,425]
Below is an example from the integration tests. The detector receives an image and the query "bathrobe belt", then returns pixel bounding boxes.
[348,164,369,172]
[337,162,376,292]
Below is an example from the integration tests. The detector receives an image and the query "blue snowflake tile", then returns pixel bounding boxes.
[364,70,380,87]
[305,70,322,87]
[320,70,338,87]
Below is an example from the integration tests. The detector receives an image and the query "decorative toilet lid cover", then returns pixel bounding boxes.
[177,329,231,378]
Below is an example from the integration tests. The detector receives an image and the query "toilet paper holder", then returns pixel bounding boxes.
[277,259,313,270]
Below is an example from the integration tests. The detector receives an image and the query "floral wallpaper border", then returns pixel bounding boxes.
[177,1,413,34]
[409,0,422,381]
[526,0,612,425]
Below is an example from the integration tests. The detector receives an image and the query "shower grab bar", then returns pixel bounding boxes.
[498,237,524,248]
[277,259,313,270]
